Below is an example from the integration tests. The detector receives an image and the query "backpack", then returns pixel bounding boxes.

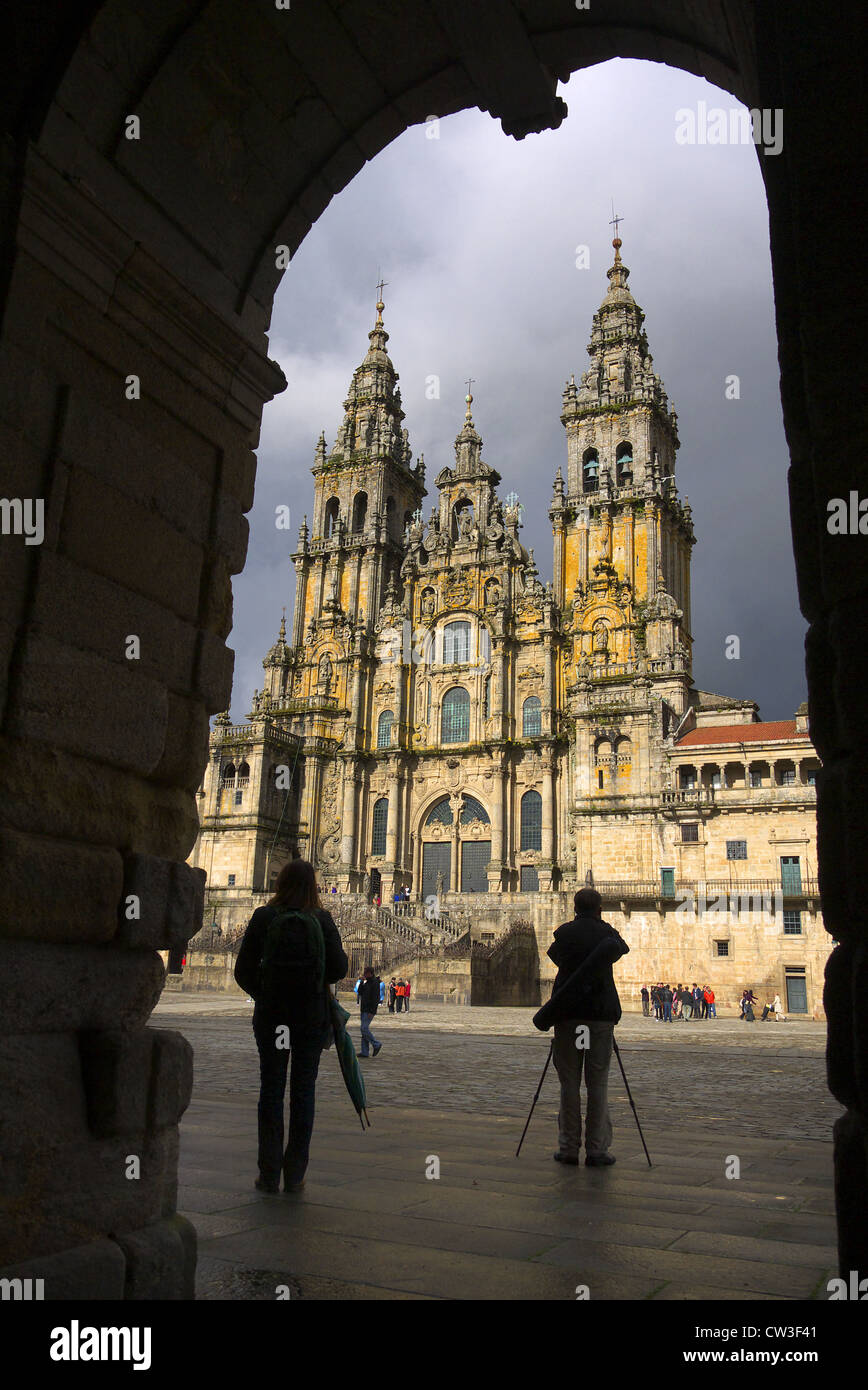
[258,908,327,1028]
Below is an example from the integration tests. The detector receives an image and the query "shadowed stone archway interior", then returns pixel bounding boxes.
[0,0,864,1296]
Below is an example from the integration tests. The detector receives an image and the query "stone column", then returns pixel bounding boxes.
[625,510,635,591]
[552,515,565,606]
[487,755,505,892]
[291,556,309,647]
[348,643,364,750]
[646,502,658,596]
[340,761,357,871]
[539,756,555,890]
[384,761,400,894]
[542,619,555,737]
[451,817,461,893]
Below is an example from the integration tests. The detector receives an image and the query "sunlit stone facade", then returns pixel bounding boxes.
[191,246,826,1014]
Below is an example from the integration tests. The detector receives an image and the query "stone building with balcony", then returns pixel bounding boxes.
[190,242,827,1015]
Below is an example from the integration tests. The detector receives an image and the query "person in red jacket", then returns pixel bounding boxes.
[403,979,411,1013]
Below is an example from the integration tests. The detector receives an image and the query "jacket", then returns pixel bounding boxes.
[358,976,381,1013]
[541,914,630,1025]
[234,905,348,1030]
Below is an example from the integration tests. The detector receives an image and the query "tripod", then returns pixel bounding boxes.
[515,1034,652,1166]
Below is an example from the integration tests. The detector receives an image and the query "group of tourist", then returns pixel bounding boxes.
[641,982,788,1021]
[741,988,787,1021]
[351,975,412,1013]
[641,983,716,1020]
[388,977,411,1012]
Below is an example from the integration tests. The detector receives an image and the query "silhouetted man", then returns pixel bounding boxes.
[536,887,630,1167]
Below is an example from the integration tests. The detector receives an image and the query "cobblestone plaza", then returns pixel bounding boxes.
[155,995,839,1301]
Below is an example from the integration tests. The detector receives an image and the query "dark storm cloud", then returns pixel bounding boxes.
[229,59,806,724]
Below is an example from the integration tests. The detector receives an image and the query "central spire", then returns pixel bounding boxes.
[327,288,413,471]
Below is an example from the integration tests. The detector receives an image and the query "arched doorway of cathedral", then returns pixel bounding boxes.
[369,867,382,904]
[419,794,492,898]
[2,0,862,1295]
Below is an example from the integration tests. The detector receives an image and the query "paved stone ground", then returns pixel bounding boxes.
[154,994,841,1301]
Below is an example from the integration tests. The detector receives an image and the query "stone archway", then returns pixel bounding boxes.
[0,0,864,1293]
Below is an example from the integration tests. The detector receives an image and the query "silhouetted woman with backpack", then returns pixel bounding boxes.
[235,860,348,1194]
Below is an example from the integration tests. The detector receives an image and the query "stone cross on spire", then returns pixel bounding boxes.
[375,275,388,325]
[609,203,624,262]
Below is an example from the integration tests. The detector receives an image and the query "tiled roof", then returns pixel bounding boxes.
[675,720,810,748]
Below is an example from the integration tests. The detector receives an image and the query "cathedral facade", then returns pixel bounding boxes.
[190,241,827,1016]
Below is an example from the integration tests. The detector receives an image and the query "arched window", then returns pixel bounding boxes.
[352,491,368,533]
[237,760,250,784]
[582,448,599,493]
[522,696,541,737]
[443,621,470,664]
[221,762,236,782]
[371,797,388,855]
[460,796,490,825]
[441,687,470,743]
[377,710,394,749]
[520,790,542,851]
[616,442,633,485]
[324,497,339,538]
[425,797,454,826]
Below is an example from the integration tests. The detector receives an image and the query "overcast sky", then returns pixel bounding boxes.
[227,58,807,725]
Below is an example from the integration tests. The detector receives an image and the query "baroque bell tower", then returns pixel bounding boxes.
[554,232,696,879]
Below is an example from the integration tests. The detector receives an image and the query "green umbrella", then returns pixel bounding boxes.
[327,994,370,1130]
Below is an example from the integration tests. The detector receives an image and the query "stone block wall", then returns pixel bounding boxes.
[0,0,864,1294]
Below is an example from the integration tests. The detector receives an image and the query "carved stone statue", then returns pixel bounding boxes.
[592,619,609,656]
[318,652,333,694]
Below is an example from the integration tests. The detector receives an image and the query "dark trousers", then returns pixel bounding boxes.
[254,1019,323,1186]
[396,997,404,1012]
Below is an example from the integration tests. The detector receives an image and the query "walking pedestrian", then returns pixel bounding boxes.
[233,859,348,1195]
[539,886,630,1167]
[662,983,673,1022]
[358,965,382,1057]
[706,987,716,1019]
[388,977,397,1013]
[693,983,704,1019]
